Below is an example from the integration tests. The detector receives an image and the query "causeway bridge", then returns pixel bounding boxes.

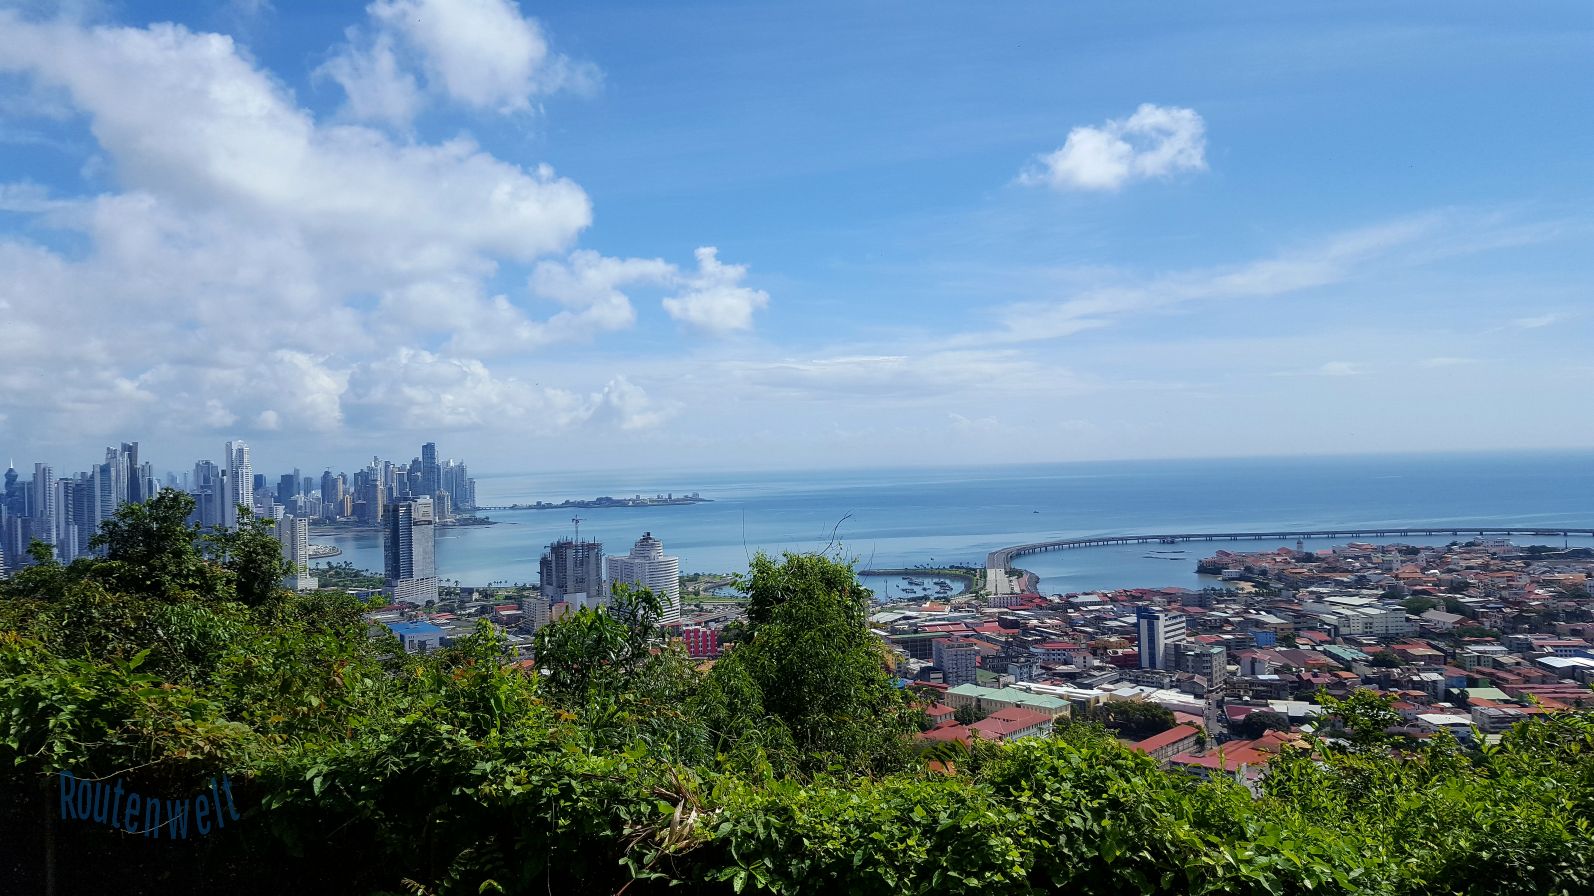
[984,527,1594,593]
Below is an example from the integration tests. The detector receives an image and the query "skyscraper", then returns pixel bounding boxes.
[121,442,140,504]
[540,536,605,609]
[191,460,225,529]
[54,477,80,562]
[605,532,682,625]
[275,515,318,592]
[419,442,440,500]
[1136,607,1187,671]
[384,497,438,604]
[18,463,58,561]
[225,440,251,529]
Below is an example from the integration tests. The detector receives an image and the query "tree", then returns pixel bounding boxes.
[1094,700,1176,740]
[1401,595,1437,614]
[208,510,290,608]
[533,584,666,706]
[87,490,229,603]
[696,552,917,775]
[1369,650,1403,668]
[1233,709,1290,739]
[1316,689,1403,748]
[954,704,979,725]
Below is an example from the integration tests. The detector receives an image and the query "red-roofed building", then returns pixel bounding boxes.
[969,706,1054,742]
[1128,724,1201,762]
[918,721,971,746]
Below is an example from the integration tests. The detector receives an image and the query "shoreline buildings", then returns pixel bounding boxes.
[606,532,682,625]
[540,536,605,610]
[384,497,438,604]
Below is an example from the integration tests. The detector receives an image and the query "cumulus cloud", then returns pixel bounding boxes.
[662,247,771,335]
[1022,103,1207,191]
[0,10,686,451]
[317,33,423,127]
[344,350,670,432]
[321,0,597,126]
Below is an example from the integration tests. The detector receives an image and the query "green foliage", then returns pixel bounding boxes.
[953,703,979,725]
[312,561,387,590]
[4,519,1594,895]
[1316,689,1404,749]
[697,552,918,777]
[1233,710,1290,739]
[1369,649,1404,668]
[1401,595,1439,614]
[1094,700,1177,740]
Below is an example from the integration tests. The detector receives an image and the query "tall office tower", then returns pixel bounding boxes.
[3,464,21,517]
[19,463,55,560]
[605,532,682,625]
[275,515,318,592]
[71,473,97,548]
[539,536,605,609]
[102,446,126,507]
[1136,607,1187,671]
[384,497,438,604]
[225,440,251,529]
[191,461,224,528]
[121,442,141,503]
[93,462,116,531]
[30,462,55,528]
[420,442,440,500]
[140,461,156,502]
[441,461,477,512]
[319,470,338,508]
[54,478,79,562]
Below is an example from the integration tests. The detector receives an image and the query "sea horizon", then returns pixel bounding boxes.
[316,450,1594,596]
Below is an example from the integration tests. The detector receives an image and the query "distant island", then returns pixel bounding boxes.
[488,492,710,511]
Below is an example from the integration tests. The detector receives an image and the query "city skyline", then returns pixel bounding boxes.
[0,2,1590,472]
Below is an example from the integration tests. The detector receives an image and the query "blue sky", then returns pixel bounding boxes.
[0,0,1590,476]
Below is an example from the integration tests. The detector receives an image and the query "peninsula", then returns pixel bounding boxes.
[478,492,710,511]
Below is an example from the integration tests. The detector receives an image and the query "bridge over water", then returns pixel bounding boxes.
[984,527,1594,592]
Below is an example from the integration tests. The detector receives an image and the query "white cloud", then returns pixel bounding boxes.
[0,12,682,451]
[1314,361,1361,377]
[343,350,670,432]
[322,0,597,126]
[970,213,1481,346]
[1022,103,1207,191]
[1513,312,1570,329]
[662,247,771,335]
[317,33,423,128]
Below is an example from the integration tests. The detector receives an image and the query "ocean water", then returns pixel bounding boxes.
[311,452,1594,597]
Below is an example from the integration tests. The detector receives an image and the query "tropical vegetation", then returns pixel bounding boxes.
[1,492,1592,894]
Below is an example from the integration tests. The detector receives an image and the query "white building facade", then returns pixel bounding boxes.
[605,532,681,624]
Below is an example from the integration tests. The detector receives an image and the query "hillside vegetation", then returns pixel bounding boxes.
[2,492,1592,894]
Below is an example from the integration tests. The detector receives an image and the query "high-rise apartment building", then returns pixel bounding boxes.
[540,537,605,608]
[1136,607,1187,670]
[384,497,438,604]
[932,637,981,687]
[604,532,682,624]
[225,440,252,529]
[275,515,318,592]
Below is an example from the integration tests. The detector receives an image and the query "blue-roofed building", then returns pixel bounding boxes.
[388,621,445,654]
